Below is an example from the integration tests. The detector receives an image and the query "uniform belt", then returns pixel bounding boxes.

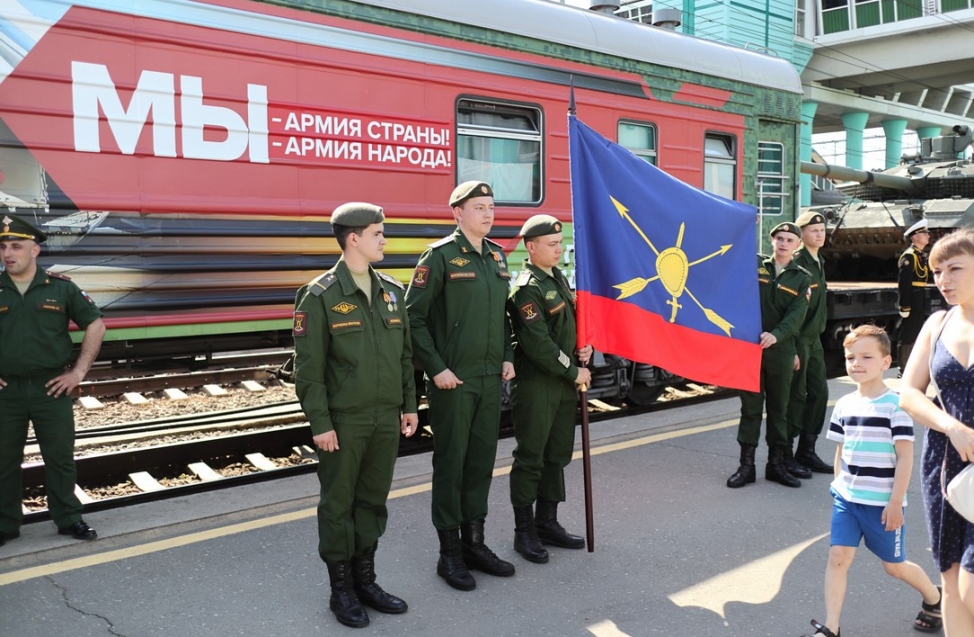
[912,282,927,287]
[0,369,63,381]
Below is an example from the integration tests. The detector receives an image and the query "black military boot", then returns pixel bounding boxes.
[796,434,834,473]
[726,444,757,488]
[513,505,549,563]
[436,528,476,591]
[325,561,370,628]
[766,446,802,488]
[535,500,585,549]
[783,440,813,479]
[460,518,515,577]
[351,548,408,614]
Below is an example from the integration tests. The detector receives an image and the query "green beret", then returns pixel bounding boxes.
[520,214,563,240]
[449,181,493,207]
[795,211,826,228]
[770,222,801,238]
[330,202,384,228]
[0,213,46,243]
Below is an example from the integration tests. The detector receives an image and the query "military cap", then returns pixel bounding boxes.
[330,202,384,228]
[770,222,801,238]
[904,218,929,239]
[0,214,46,243]
[449,181,493,207]
[795,211,826,228]
[520,214,563,240]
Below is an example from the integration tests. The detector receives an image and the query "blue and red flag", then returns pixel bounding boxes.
[569,116,761,392]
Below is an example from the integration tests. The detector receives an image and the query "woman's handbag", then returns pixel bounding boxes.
[946,464,974,524]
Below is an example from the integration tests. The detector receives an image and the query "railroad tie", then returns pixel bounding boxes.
[129,471,166,493]
[188,462,224,482]
[78,396,105,410]
[73,484,94,505]
[123,392,149,405]
[202,384,228,397]
[240,380,266,392]
[245,453,278,471]
[163,388,189,400]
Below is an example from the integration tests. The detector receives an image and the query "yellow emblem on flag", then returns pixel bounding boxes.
[609,196,734,336]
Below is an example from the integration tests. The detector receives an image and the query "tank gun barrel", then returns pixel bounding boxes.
[800,161,918,195]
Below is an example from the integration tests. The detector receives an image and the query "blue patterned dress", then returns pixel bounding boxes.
[922,338,974,572]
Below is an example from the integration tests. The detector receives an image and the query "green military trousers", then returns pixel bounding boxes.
[737,344,795,448]
[509,375,577,507]
[786,335,829,439]
[428,374,501,531]
[0,373,83,533]
[315,419,400,562]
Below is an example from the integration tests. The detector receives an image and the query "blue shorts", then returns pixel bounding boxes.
[830,489,905,563]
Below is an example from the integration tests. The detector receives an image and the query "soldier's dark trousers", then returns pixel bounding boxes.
[0,374,83,533]
[316,419,400,563]
[737,345,794,448]
[786,336,828,439]
[509,376,577,507]
[899,289,926,371]
[429,374,501,531]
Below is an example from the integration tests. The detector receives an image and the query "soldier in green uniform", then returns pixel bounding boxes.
[728,222,810,489]
[405,181,516,591]
[0,214,104,547]
[785,211,834,475]
[293,203,418,628]
[897,218,931,375]
[507,215,593,564]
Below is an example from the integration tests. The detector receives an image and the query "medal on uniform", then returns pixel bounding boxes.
[389,290,398,312]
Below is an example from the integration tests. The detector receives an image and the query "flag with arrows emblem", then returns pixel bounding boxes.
[570,116,761,392]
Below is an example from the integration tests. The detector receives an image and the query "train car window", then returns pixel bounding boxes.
[457,99,542,205]
[757,141,787,216]
[703,133,736,200]
[618,121,657,165]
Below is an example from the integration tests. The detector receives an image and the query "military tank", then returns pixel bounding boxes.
[801,124,974,281]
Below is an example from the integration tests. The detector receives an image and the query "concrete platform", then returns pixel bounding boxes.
[0,374,942,636]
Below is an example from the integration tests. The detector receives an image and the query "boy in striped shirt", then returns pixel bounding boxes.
[802,325,941,637]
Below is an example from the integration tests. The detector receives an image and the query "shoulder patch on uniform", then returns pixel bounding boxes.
[899,257,911,268]
[519,301,541,323]
[309,272,337,296]
[558,351,572,369]
[293,311,308,337]
[758,267,770,276]
[376,271,405,290]
[45,270,71,281]
[514,269,533,287]
[411,265,430,288]
[428,236,454,248]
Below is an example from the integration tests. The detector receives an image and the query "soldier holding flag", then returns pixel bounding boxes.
[507,215,592,564]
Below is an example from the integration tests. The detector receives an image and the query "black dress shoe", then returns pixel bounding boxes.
[58,521,97,540]
[0,529,20,546]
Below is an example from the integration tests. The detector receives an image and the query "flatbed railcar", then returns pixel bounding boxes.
[0,0,803,400]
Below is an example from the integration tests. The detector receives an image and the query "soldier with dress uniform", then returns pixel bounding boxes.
[405,181,516,591]
[0,214,105,547]
[897,218,931,375]
[785,211,834,477]
[506,215,593,564]
[728,222,810,489]
[293,203,418,628]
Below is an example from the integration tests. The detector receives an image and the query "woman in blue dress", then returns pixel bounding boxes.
[901,228,974,635]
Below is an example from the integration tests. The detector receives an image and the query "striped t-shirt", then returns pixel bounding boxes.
[826,389,915,507]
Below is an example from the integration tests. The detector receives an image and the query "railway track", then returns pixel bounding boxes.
[21,390,729,523]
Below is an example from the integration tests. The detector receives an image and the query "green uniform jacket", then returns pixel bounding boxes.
[508,261,580,383]
[897,246,930,312]
[757,255,810,347]
[0,269,102,377]
[293,260,417,436]
[405,228,514,379]
[792,247,827,338]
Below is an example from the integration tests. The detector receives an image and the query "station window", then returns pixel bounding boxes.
[456,99,542,204]
[757,141,787,216]
[618,121,657,165]
[703,133,736,200]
